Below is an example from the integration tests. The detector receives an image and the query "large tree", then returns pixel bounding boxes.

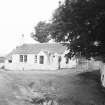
[31,21,51,43]
[51,0,105,58]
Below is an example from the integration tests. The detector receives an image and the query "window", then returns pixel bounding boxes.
[40,56,44,64]
[34,55,37,63]
[20,55,27,63]
[24,55,27,62]
[8,60,12,63]
[20,55,23,62]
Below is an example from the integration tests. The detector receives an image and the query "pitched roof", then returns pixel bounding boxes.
[6,43,67,59]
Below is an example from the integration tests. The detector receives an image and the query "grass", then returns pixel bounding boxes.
[0,69,104,105]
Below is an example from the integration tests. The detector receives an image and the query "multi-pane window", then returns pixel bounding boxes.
[20,55,27,62]
[34,55,37,63]
[20,55,24,62]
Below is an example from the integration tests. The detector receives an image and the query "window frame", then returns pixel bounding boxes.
[20,55,27,63]
[24,55,27,63]
[20,55,24,62]
[34,55,37,63]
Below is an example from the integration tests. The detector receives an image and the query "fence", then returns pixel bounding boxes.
[75,59,102,72]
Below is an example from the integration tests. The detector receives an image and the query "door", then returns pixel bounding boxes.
[40,56,44,64]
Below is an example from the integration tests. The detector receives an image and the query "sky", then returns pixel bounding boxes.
[0,0,60,56]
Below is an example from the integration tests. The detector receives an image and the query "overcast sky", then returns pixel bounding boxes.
[0,0,60,56]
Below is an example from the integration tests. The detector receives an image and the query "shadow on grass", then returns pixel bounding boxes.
[77,70,101,83]
[77,70,105,92]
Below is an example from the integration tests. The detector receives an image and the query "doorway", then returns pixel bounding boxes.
[40,56,44,64]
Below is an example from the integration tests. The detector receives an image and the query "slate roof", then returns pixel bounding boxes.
[6,43,67,59]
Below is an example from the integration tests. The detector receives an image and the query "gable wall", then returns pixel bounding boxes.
[5,52,59,70]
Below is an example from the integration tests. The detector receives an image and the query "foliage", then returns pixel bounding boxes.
[31,21,51,43]
[50,0,105,58]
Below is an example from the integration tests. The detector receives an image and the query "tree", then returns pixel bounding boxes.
[51,0,105,58]
[31,21,51,43]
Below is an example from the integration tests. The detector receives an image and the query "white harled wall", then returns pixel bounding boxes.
[60,54,76,68]
[5,51,76,70]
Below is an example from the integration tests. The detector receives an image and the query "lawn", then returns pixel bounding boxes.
[0,69,105,105]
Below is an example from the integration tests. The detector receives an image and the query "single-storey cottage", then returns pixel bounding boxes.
[4,43,76,70]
